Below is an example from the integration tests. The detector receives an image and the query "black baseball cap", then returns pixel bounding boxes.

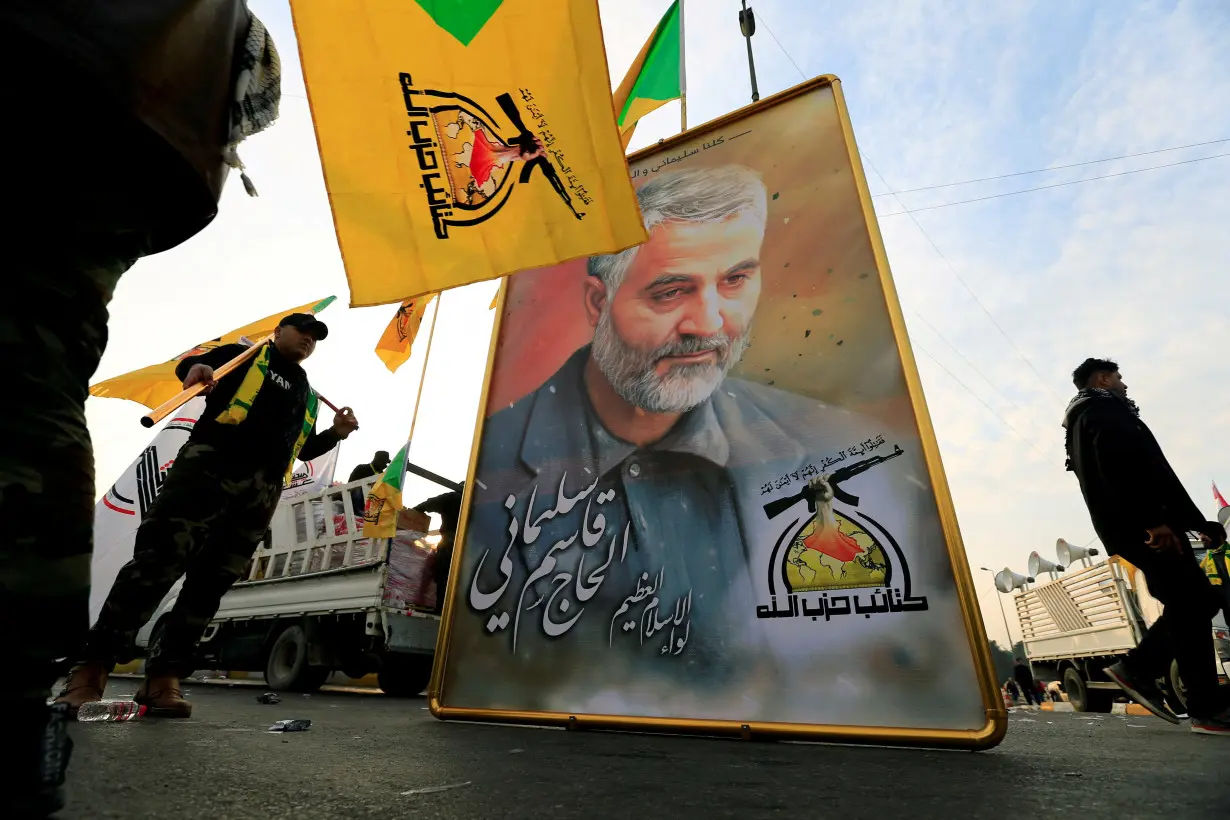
[279,313,329,340]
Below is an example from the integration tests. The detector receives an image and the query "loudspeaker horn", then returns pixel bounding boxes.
[1218,506,1230,528]
[1056,538,1099,566]
[994,568,1033,594]
[1028,550,1065,577]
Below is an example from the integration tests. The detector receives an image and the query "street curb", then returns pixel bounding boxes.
[1035,701,1153,717]
[109,660,379,689]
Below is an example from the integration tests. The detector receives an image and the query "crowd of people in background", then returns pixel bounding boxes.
[1002,657,1061,707]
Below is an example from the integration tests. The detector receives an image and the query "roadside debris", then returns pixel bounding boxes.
[400,781,472,796]
[268,719,312,732]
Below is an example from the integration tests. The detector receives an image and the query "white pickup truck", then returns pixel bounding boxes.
[134,475,447,697]
[1016,542,1230,713]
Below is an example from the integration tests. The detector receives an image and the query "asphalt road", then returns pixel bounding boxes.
[60,680,1228,819]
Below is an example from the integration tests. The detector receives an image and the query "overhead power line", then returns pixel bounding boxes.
[757,10,807,80]
[908,310,1024,415]
[863,152,1068,403]
[878,151,1230,216]
[755,8,1067,414]
[912,340,1054,463]
[871,137,1230,197]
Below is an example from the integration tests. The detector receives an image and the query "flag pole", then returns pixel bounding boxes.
[679,0,688,131]
[405,292,442,445]
[140,335,272,428]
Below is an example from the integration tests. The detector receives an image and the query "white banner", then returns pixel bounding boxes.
[280,446,340,502]
[90,398,342,622]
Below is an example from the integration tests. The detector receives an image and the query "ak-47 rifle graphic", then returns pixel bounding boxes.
[496,93,585,221]
[762,445,904,520]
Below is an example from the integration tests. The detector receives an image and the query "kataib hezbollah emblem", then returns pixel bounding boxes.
[400,74,586,240]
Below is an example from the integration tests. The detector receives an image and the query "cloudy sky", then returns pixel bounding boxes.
[86,0,1230,648]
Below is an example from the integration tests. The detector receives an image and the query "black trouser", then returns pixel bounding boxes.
[1018,683,1037,706]
[1110,533,1226,718]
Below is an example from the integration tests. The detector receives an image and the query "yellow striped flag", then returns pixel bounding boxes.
[290,0,647,307]
[363,442,407,538]
[89,297,337,409]
[615,0,683,150]
[374,293,437,373]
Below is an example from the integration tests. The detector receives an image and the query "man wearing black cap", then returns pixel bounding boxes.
[410,486,464,613]
[349,451,392,483]
[56,313,358,719]
[348,450,392,516]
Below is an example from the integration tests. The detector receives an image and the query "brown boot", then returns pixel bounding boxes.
[53,664,109,717]
[134,675,192,718]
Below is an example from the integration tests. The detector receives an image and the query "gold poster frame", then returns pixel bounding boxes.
[429,75,1007,750]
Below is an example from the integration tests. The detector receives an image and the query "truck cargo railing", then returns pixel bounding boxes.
[1014,560,1144,660]
[241,476,386,584]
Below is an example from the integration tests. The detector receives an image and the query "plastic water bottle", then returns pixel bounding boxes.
[76,701,146,722]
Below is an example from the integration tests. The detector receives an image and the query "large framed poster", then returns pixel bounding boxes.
[430,76,1005,749]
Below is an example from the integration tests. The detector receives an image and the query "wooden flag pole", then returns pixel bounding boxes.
[405,292,442,445]
[140,335,273,428]
[143,340,353,430]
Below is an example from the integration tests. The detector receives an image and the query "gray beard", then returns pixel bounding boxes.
[591,311,750,414]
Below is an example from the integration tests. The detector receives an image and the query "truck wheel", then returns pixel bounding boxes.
[1164,658,1188,715]
[265,624,329,692]
[1063,667,1093,712]
[378,654,432,698]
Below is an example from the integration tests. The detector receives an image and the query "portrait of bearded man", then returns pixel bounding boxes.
[451,164,904,710]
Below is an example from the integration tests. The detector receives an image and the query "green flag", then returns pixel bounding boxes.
[363,443,408,537]
[614,0,682,148]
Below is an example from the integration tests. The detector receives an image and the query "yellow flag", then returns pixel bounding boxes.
[375,294,437,373]
[363,443,408,538]
[290,0,647,307]
[90,297,337,409]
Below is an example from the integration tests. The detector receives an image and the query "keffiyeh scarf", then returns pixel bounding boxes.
[1062,387,1141,471]
[222,13,282,197]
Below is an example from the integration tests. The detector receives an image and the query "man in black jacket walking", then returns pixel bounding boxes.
[1064,357,1228,735]
[57,314,358,720]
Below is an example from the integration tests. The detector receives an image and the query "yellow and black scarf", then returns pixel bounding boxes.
[216,344,319,482]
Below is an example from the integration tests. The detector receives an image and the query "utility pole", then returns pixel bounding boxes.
[979,567,1014,652]
[738,0,760,103]
[679,0,688,130]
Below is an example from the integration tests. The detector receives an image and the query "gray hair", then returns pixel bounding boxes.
[588,164,768,292]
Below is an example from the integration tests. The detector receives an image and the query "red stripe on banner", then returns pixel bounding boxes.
[169,418,197,424]
[102,496,136,516]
